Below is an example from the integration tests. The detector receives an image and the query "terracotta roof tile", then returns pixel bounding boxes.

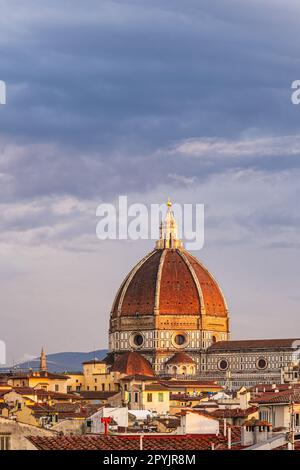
[110,352,154,377]
[250,389,300,405]
[28,433,237,451]
[208,339,300,352]
[79,391,117,400]
[160,380,221,388]
[144,384,169,391]
[210,407,258,419]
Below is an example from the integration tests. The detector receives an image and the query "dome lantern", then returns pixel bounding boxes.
[156,199,183,250]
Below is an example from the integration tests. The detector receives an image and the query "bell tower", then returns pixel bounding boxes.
[39,347,47,372]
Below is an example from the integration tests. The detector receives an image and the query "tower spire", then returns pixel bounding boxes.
[156,199,183,249]
[40,347,47,372]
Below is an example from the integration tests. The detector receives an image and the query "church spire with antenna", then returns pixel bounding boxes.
[39,347,47,372]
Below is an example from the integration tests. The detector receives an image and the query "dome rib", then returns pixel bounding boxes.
[178,249,206,315]
[154,249,167,314]
[118,250,163,316]
[184,251,229,317]
[111,250,156,318]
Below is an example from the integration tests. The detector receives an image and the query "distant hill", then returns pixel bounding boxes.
[1,350,108,373]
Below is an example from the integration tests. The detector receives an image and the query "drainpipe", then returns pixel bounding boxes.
[227,427,231,449]
[140,434,143,450]
[223,418,227,437]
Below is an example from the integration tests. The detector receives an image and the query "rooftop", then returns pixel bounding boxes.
[250,389,300,405]
[28,433,239,451]
[110,352,154,377]
[207,338,300,352]
[79,391,118,400]
[165,352,195,365]
[210,407,258,419]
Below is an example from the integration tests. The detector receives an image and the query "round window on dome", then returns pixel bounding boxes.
[257,357,268,370]
[133,334,144,347]
[174,334,186,346]
[218,359,229,371]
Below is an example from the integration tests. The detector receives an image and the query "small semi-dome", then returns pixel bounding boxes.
[165,351,197,376]
[165,352,196,365]
[110,351,154,377]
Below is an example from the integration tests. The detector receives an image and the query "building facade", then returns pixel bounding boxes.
[107,201,300,389]
[200,339,300,389]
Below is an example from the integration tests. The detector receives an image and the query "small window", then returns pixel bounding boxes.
[147,393,153,403]
[134,392,139,403]
[158,393,164,402]
[133,334,144,347]
[174,334,186,346]
[257,358,268,370]
[218,359,229,371]
[55,385,59,392]
[0,435,11,451]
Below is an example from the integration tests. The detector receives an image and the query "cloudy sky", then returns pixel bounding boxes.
[0,0,300,365]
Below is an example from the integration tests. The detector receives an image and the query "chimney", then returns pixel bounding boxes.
[101,417,111,435]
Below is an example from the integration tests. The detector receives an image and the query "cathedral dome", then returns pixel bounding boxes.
[109,200,229,368]
[111,244,228,319]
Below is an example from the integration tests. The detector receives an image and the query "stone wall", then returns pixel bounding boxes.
[0,416,57,450]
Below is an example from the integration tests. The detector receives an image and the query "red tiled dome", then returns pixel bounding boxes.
[166,352,195,365]
[110,351,155,377]
[111,248,228,318]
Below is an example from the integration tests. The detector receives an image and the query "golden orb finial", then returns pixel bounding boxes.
[167,197,172,208]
